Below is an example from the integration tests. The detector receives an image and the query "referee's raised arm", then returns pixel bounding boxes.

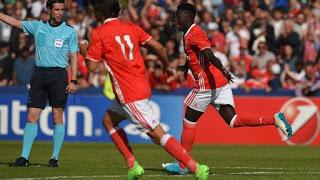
[0,11,22,29]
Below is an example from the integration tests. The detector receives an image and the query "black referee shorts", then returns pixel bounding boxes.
[27,67,68,109]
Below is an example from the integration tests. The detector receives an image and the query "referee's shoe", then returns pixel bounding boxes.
[10,157,29,167]
[48,159,60,167]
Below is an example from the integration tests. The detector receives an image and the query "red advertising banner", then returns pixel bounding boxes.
[195,97,320,146]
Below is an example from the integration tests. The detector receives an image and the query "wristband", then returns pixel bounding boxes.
[71,80,78,85]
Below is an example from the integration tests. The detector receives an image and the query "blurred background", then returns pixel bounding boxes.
[0,0,319,146]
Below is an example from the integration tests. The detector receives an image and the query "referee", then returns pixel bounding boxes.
[0,0,78,167]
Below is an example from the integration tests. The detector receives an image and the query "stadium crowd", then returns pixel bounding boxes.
[0,0,319,96]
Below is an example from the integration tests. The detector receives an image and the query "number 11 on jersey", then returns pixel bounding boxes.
[115,35,134,61]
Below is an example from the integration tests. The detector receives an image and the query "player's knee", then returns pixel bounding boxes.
[228,114,238,128]
[27,108,41,123]
[218,104,236,127]
[147,125,166,145]
[185,107,203,123]
[52,108,64,124]
[103,113,116,131]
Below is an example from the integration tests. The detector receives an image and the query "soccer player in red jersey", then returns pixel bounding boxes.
[80,0,209,179]
[163,3,293,175]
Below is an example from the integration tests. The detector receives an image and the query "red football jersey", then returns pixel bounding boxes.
[86,18,152,103]
[184,24,228,89]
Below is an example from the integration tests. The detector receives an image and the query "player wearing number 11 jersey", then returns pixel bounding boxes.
[82,0,209,179]
[86,18,151,103]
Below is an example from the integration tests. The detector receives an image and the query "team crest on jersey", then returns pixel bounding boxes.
[279,97,320,145]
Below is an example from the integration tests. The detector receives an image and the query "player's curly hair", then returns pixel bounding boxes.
[90,0,120,21]
[46,0,65,10]
[176,3,196,20]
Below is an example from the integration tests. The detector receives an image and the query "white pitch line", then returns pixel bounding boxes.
[212,166,319,170]
[228,171,320,175]
[5,171,320,180]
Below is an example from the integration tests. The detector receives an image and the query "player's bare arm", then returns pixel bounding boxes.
[85,58,99,72]
[78,40,99,72]
[146,39,176,80]
[176,60,189,79]
[0,12,22,29]
[66,52,78,93]
[201,48,233,83]
[146,39,169,68]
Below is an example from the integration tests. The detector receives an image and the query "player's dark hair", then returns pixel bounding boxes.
[46,0,65,10]
[90,0,120,20]
[176,3,196,20]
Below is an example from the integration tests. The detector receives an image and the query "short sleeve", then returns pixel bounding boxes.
[69,29,79,53]
[134,25,152,45]
[188,27,211,51]
[22,21,41,35]
[86,29,103,62]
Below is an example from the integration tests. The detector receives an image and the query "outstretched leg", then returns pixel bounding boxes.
[219,104,275,127]
[219,104,292,138]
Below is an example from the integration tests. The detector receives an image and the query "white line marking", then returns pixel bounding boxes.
[212,166,319,170]
[228,171,320,175]
[5,171,320,180]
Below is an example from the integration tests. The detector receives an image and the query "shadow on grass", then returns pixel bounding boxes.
[0,162,48,167]
[145,167,167,172]
[145,167,224,176]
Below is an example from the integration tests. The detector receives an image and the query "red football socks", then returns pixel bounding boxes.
[110,128,135,168]
[161,134,197,173]
[231,113,275,127]
[179,119,197,169]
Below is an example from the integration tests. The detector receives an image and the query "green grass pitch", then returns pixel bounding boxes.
[0,141,320,179]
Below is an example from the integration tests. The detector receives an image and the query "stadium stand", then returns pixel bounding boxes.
[0,0,319,96]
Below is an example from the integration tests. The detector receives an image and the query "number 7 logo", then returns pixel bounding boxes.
[115,35,134,61]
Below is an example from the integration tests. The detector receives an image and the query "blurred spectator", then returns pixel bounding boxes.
[299,63,320,96]
[225,20,240,57]
[275,20,300,55]
[303,28,318,63]
[10,31,33,58]
[88,62,106,88]
[207,22,226,53]
[279,44,298,71]
[213,46,229,70]
[12,47,34,86]
[30,0,45,18]
[294,12,308,39]
[0,0,318,96]
[242,61,280,92]
[0,42,13,86]
[15,1,27,20]
[230,45,252,88]
[39,10,49,21]
[148,61,176,91]
[0,3,14,42]
[280,61,305,90]
[249,10,275,54]
[199,10,214,31]
[271,8,284,39]
[252,41,276,70]
[166,39,179,62]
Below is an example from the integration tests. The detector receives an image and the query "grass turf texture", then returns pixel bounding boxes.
[0,141,319,179]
